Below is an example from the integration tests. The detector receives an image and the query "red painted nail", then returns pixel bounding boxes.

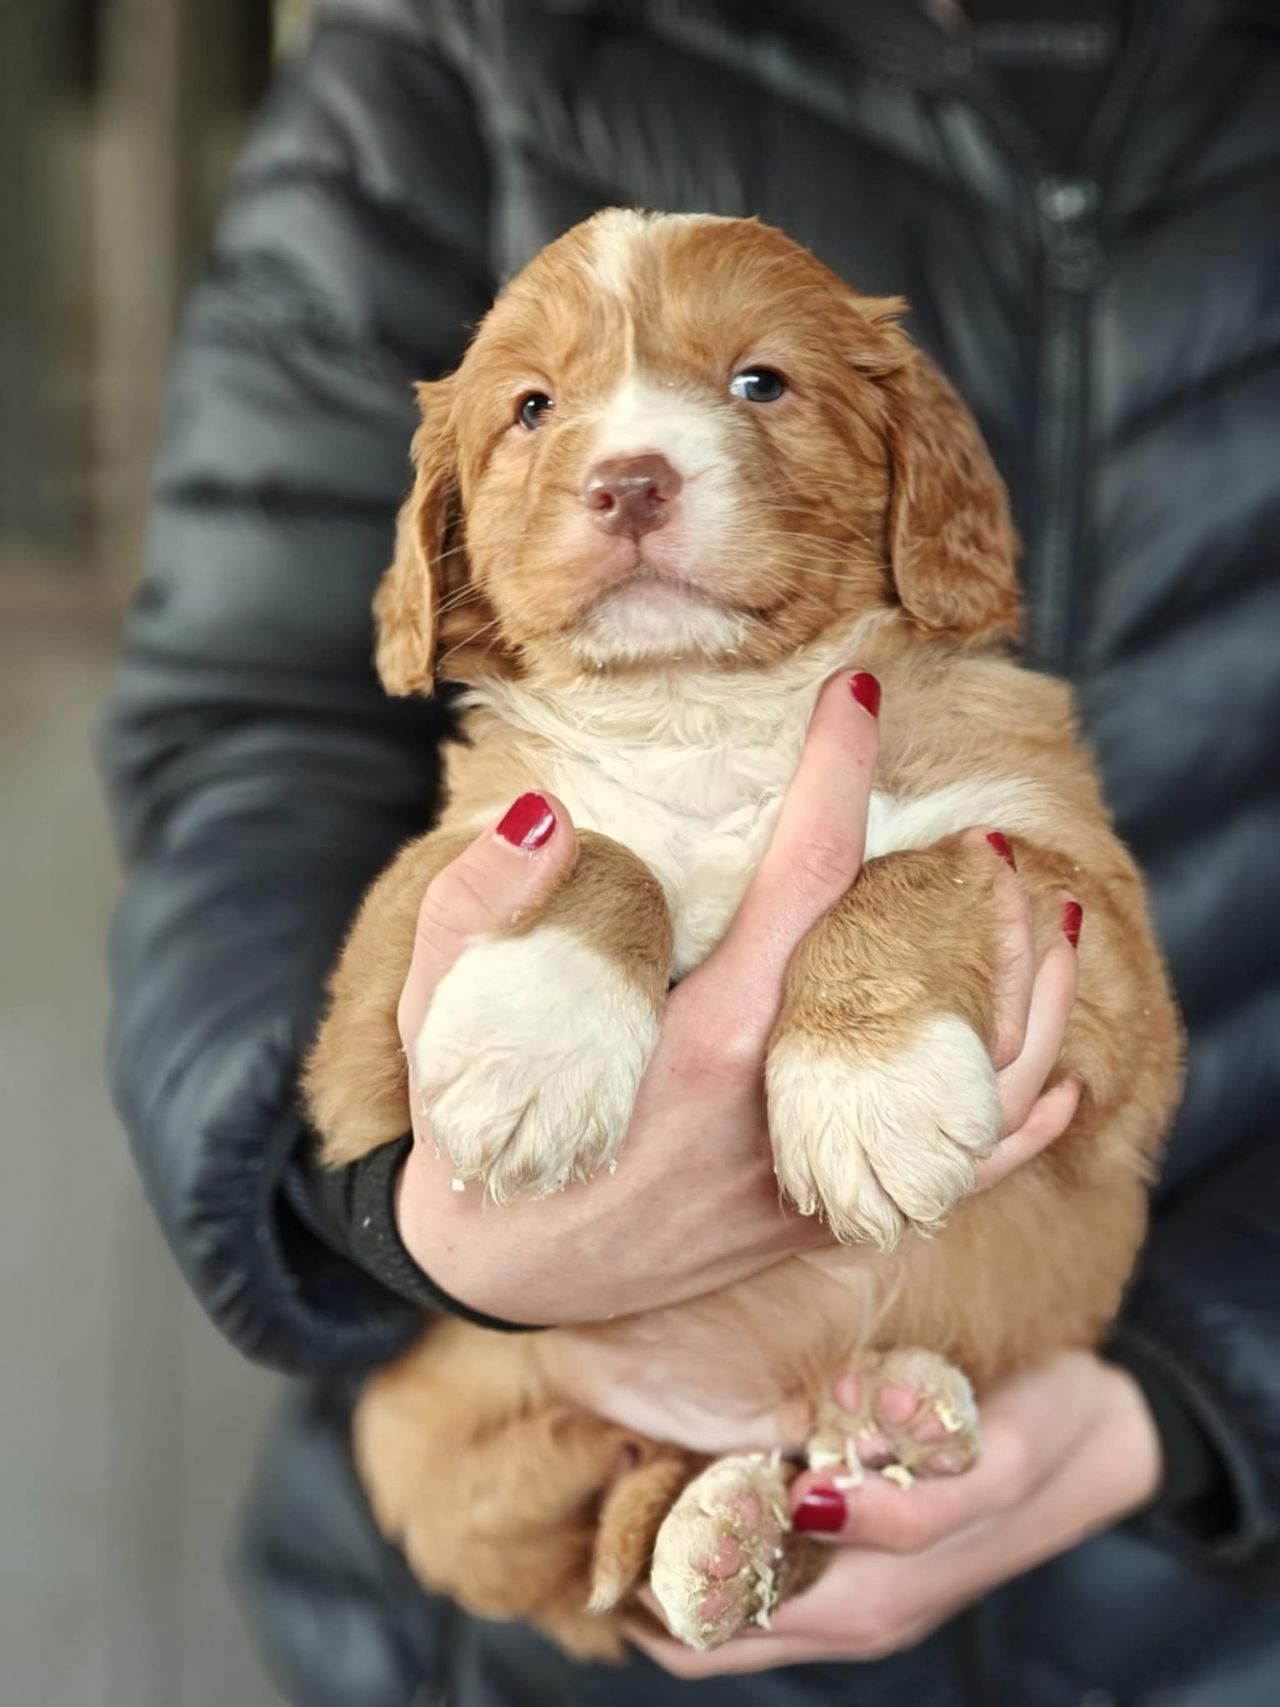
[792,1485,848,1534]
[495,793,556,851]
[1062,899,1083,948]
[850,671,881,717]
[985,831,1017,870]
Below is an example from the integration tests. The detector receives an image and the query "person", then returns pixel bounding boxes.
[98,2,1280,1703]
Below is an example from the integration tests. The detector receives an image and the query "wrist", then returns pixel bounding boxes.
[1096,1359,1164,1517]
[393,1144,549,1329]
[395,1139,638,1325]
[392,1130,732,1325]
[394,1142,504,1312]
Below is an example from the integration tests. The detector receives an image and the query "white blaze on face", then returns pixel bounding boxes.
[576,374,744,664]
[573,211,748,664]
[586,207,653,300]
[586,207,733,300]
[590,375,729,480]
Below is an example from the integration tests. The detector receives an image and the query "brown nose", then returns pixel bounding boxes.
[583,454,683,536]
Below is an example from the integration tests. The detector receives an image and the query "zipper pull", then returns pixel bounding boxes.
[1038,177,1105,292]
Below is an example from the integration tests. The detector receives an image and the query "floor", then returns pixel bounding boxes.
[1,617,284,1707]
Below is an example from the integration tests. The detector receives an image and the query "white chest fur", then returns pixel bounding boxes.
[466,640,1047,977]
[544,712,799,975]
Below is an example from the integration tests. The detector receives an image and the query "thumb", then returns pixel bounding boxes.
[397,791,578,1042]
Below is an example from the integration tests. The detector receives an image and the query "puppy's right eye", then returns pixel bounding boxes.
[517,392,555,430]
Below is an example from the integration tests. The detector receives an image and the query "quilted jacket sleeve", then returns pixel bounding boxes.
[98,14,495,1374]
[1114,1134,1280,1569]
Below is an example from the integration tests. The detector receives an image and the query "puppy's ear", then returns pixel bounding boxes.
[374,380,460,696]
[881,350,1021,644]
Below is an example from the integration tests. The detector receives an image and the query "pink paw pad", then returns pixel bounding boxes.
[926,1449,970,1475]
[854,1427,897,1469]
[697,1585,739,1624]
[808,1349,981,1485]
[651,1454,792,1651]
[875,1382,920,1426]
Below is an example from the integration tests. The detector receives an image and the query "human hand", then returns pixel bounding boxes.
[394,669,876,1324]
[631,1351,1162,1676]
[394,670,1079,1329]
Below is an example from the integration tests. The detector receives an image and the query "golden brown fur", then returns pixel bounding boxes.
[302,211,1182,1659]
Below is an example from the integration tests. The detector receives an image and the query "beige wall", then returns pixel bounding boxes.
[0,1,310,614]
[2,8,315,1701]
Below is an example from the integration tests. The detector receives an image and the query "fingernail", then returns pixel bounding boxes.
[792,1485,848,1534]
[985,831,1017,870]
[495,793,556,851]
[849,671,881,717]
[1062,899,1083,948]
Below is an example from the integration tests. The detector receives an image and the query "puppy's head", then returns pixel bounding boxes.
[376,211,1018,693]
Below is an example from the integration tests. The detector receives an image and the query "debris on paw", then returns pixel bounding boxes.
[808,1444,845,1471]
[934,1394,964,1435]
[805,1348,981,1488]
[651,1454,792,1650]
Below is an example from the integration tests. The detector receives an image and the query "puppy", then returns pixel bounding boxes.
[304,211,1181,1657]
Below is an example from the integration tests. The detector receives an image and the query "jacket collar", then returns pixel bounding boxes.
[542,1,958,88]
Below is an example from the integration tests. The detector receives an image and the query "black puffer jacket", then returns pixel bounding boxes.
[100,2,1280,1703]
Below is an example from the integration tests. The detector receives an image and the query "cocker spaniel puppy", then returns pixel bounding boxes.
[304,211,1180,1656]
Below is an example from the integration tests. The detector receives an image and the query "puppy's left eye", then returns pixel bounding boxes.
[729,368,786,403]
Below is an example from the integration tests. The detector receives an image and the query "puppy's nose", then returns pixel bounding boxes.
[583,455,683,536]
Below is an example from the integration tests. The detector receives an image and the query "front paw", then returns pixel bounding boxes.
[766,1015,1000,1248]
[412,927,660,1200]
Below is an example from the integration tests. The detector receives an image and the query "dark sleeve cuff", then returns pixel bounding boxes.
[1105,1321,1244,1558]
[286,1134,543,1334]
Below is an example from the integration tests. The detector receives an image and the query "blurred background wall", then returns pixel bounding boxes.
[1,5,313,1703]
[1,0,315,608]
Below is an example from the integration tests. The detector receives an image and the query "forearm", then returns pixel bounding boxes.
[295,1132,540,1330]
[105,826,427,1372]
[101,675,448,1370]
[390,1114,820,1326]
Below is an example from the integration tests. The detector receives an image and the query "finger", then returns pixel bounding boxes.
[788,1408,1030,1554]
[973,1076,1082,1193]
[627,1616,819,1678]
[398,792,578,1039]
[967,828,1035,1070]
[630,1561,920,1672]
[994,914,1080,1135]
[705,669,879,1009]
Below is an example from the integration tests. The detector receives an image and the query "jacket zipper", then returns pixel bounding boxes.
[668,0,1156,674]
[1027,183,1103,672]
[1009,1,1158,673]
[846,0,1156,674]
[876,1,1156,673]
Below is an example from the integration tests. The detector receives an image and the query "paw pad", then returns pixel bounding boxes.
[650,1455,791,1650]
[807,1349,979,1484]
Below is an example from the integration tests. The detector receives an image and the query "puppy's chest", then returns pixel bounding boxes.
[540,739,1049,979]
[543,741,788,976]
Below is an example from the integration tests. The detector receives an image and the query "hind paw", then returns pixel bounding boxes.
[649,1454,792,1650]
[806,1348,980,1484]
